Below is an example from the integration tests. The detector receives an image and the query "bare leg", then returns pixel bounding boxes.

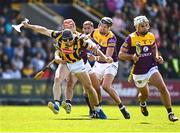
[48,64,69,114]
[65,73,78,101]
[102,74,130,119]
[149,72,171,108]
[75,72,99,107]
[137,85,149,116]
[89,73,102,102]
[149,71,178,122]
[138,85,149,104]
[102,74,121,104]
[53,64,69,101]
[75,71,107,119]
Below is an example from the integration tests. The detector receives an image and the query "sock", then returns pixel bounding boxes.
[118,103,125,110]
[84,95,92,111]
[95,106,101,112]
[54,100,61,106]
[167,108,172,114]
[140,101,147,107]
[99,101,102,106]
[66,100,72,104]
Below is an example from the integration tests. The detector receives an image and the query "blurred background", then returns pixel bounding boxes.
[0,0,179,105]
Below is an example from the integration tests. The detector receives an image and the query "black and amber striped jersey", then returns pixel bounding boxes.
[51,31,89,63]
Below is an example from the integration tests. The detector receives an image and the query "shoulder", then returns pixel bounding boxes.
[51,31,62,38]
[90,29,97,37]
[108,32,117,43]
[147,32,155,40]
[129,32,137,38]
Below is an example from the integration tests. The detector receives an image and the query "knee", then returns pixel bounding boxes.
[84,82,93,92]
[67,81,75,89]
[54,77,62,84]
[92,83,100,91]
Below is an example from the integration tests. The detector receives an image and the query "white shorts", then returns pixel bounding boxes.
[85,61,93,74]
[133,66,159,88]
[66,59,86,73]
[92,61,118,80]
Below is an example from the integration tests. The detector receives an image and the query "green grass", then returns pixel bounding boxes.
[0,105,179,132]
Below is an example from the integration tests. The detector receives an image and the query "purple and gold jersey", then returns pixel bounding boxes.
[51,31,89,63]
[90,29,118,62]
[123,32,157,74]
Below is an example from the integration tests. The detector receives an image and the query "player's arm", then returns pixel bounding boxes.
[106,36,117,57]
[152,43,164,64]
[22,20,56,37]
[54,50,66,64]
[118,42,139,62]
[94,46,114,62]
[86,42,112,63]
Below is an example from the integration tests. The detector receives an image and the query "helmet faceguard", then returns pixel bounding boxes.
[62,29,74,42]
[134,16,149,27]
[99,17,113,27]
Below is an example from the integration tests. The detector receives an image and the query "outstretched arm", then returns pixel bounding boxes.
[22,20,55,37]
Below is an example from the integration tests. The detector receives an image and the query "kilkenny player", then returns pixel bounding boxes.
[22,20,113,119]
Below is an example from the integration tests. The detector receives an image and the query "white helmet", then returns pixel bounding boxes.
[134,16,149,27]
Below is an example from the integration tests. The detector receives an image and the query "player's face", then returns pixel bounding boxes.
[62,39,74,47]
[63,20,76,32]
[99,24,110,35]
[83,24,93,35]
[137,22,150,35]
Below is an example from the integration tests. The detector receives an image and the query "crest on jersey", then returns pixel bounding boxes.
[143,46,149,52]
[61,48,75,54]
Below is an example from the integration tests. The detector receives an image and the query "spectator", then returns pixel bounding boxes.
[112,10,126,33]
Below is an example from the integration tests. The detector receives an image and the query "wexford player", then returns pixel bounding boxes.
[118,15,178,122]
[90,17,130,119]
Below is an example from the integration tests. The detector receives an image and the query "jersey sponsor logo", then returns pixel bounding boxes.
[61,48,75,54]
[143,46,149,52]
[140,52,152,57]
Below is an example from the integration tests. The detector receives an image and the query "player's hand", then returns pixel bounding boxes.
[55,58,66,64]
[105,57,113,63]
[132,53,139,62]
[87,54,96,62]
[155,56,164,64]
[22,20,29,28]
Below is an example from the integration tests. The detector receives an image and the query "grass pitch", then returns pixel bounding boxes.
[0,105,179,132]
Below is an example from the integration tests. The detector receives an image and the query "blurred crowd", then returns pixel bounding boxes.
[0,4,55,79]
[82,0,180,79]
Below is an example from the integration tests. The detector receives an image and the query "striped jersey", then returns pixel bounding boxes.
[51,31,89,63]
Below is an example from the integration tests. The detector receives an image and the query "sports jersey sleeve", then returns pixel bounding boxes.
[122,35,131,49]
[107,35,117,47]
[151,33,156,48]
[80,38,89,49]
[90,30,95,39]
[51,31,62,42]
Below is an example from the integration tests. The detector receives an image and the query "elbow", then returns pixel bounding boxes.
[118,52,124,60]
